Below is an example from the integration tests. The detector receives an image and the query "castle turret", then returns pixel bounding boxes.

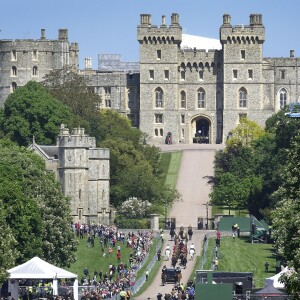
[221,13,265,142]
[138,13,182,144]
[58,29,68,40]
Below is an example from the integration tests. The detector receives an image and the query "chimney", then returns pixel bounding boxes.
[41,29,46,40]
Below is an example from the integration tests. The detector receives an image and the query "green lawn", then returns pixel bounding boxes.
[202,236,277,288]
[66,237,133,281]
[67,236,158,283]
[159,151,182,189]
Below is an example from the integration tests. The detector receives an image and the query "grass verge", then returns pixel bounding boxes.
[202,236,276,288]
[159,151,182,189]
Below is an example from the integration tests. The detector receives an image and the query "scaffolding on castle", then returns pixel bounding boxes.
[98,54,139,73]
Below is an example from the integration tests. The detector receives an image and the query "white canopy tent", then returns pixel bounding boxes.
[7,257,78,300]
[265,267,288,289]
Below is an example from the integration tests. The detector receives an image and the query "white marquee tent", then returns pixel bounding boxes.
[7,257,78,300]
[265,267,288,289]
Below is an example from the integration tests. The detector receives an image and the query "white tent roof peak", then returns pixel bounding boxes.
[181,34,222,51]
[8,256,77,279]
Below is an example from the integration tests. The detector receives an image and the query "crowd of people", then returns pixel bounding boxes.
[157,281,195,300]
[63,223,154,300]
[73,224,154,299]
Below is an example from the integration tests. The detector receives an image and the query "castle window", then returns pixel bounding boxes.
[32,50,38,60]
[78,209,82,221]
[248,69,253,80]
[32,66,38,76]
[197,88,205,108]
[11,66,17,76]
[160,128,164,136]
[154,128,159,136]
[199,70,204,80]
[155,114,163,123]
[79,189,82,200]
[241,50,246,60]
[239,88,247,108]
[180,91,187,109]
[181,114,185,124]
[149,70,154,80]
[164,70,169,80]
[233,69,238,80]
[180,71,185,81]
[281,70,286,80]
[128,88,135,109]
[155,87,163,108]
[104,87,111,108]
[279,88,287,109]
[11,50,17,61]
[11,82,17,92]
[157,50,162,60]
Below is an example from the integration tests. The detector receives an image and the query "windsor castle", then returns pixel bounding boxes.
[1,13,298,223]
[1,13,298,144]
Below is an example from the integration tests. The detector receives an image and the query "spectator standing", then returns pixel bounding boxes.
[265,261,269,272]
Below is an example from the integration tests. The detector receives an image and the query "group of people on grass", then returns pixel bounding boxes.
[72,224,155,299]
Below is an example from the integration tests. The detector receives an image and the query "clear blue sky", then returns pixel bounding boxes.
[2,0,300,69]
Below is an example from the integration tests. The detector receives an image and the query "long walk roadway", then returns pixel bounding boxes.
[134,144,224,300]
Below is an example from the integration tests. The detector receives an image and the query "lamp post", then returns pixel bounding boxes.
[206,202,209,230]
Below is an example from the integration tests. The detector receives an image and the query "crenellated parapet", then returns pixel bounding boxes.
[220,14,265,45]
[137,13,182,45]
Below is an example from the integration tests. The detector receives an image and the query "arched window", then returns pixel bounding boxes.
[32,66,38,76]
[155,87,164,108]
[180,91,186,109]
[160,128,164,136]
[279,88,287,109]
[154,128,159,136]
[239,88,247,108]
[12,66,17,76]
[180,70,185,81]
[197,88,205,108]
[12,82,17,92]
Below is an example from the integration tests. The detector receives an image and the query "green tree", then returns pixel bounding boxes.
[42,66,101,137]
[227,117,265,147]
[271,131,300,298]
[209,172,259,214]
[0,200,19,283]
[1,81,73,146]
[97,109,142,145]
[0,140,77,268]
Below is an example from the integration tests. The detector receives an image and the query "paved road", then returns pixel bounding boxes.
[134,144,224,299]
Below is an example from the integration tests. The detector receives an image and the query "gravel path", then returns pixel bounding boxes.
[133,144,224,300]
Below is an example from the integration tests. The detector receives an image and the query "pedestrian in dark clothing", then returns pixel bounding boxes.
[265,261,269,272]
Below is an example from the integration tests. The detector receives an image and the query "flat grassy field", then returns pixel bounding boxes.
[159,151,182,189]
[67,236,158,283]
[202,236,277,288]
[212,206,249,217]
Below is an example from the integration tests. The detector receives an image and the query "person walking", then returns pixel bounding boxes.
[265,261,269,272]
[145,270,149,281]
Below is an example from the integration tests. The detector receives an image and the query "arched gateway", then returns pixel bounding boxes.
[191,116,212,144]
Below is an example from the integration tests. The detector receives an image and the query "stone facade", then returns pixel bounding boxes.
[1,14,300,144]
[29,125,111,225]
[0,29,78,106]
[138,13,300,144]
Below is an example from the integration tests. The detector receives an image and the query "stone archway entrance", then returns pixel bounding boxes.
[191,117,211,144]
